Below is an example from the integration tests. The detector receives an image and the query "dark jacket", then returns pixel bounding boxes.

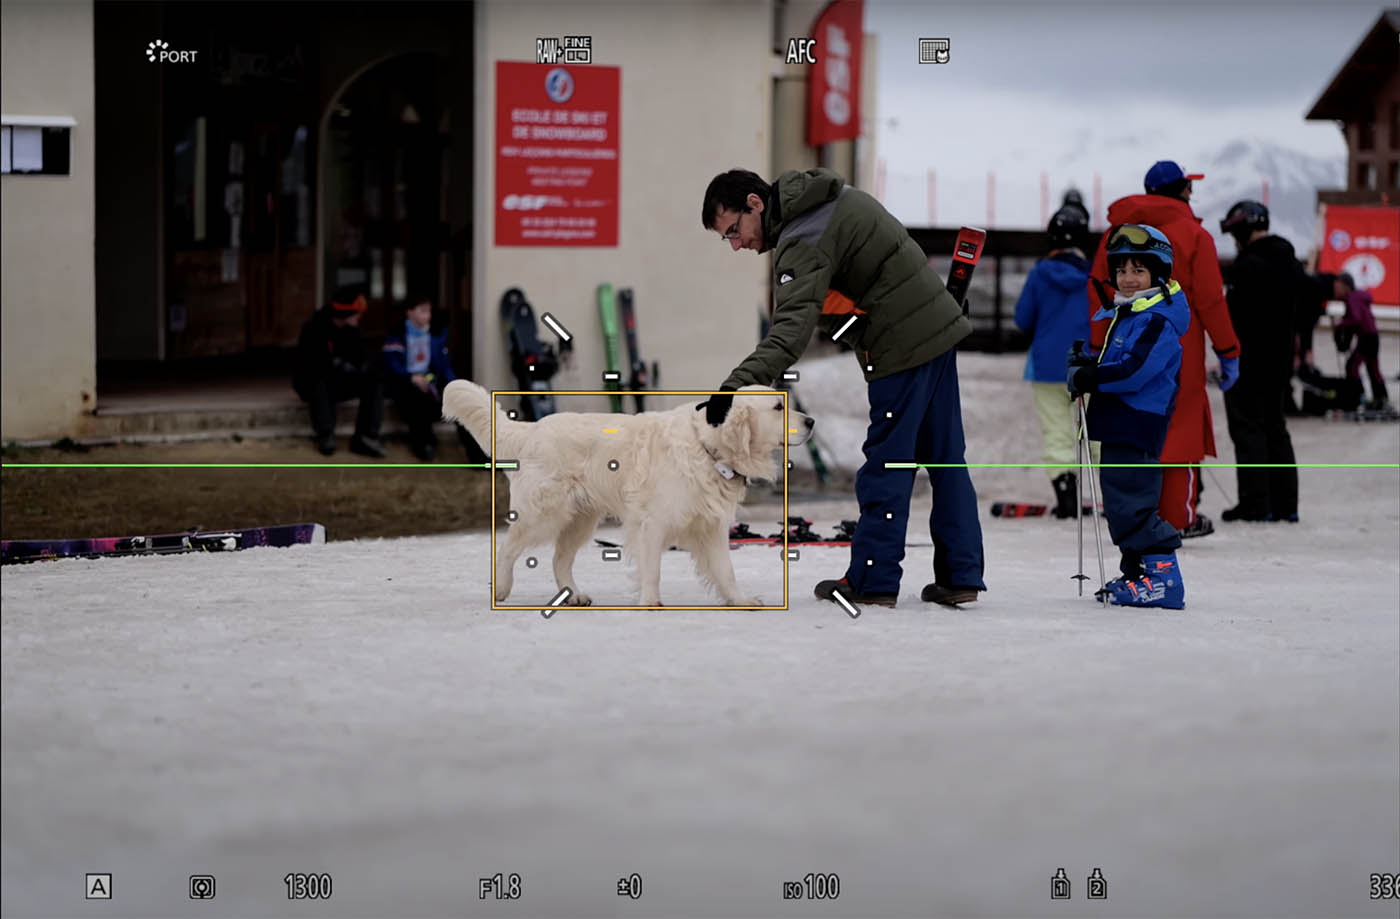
[722,168,971,389]
[293,307,372,392]
[1014,250,1091,383]
[1077,281,1192,455]
[382,322,457,384]
[1223,235,1301,385]
[1337,288,1378,336]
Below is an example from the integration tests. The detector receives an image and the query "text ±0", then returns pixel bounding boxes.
[284,873,332,900]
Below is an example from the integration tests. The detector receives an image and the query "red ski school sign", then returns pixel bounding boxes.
[495,61,620,247]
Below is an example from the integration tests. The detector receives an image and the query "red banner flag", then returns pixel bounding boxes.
[1317,205,1400,306]
[805,0,864,148]
[495,61,620,247]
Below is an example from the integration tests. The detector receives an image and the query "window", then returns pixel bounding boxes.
[1356,161,1377,191]
[1357,118,1374,152]
[0,115,74,175]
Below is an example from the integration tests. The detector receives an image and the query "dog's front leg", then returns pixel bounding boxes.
[694,518,763,608]
[628,520,666,606]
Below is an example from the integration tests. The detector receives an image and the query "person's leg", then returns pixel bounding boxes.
[918,350,986,591]
[1224,380,1271,516]
[1157,465,1198,531]
[354,372,384,440]
[1099,441,1182,569]
[1265,383,1299,520]
[1359,334,1389,404]
[843,366,926,596]
[386,376,436,456]
[1032,382,1077,480]
[301,377,337,450]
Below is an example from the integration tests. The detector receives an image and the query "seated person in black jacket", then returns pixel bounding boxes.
[292,286,386,457]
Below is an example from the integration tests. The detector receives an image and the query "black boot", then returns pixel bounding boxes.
[1051,471,1078,519]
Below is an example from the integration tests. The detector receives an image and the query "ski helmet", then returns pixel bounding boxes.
[1106,223,1173,286]
[1047,205,1088,248]
[1219,200,1269,237]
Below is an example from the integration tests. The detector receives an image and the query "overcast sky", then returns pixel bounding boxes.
[862,1,1387,237]
[868,1,1384,119]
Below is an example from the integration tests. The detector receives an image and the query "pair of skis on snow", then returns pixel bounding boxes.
[1,523,326,565]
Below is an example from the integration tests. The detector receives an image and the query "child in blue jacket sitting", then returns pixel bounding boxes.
[1067,224,1190,609]
[383,296,489,463]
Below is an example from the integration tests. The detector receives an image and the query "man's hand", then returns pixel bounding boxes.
[411,373,430,392]
[701,389,735,426]
[1216,353,1240,392]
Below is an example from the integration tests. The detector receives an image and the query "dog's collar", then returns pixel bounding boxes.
[704,445,746,483]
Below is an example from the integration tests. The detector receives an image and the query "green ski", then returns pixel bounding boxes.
[597,283,623,412]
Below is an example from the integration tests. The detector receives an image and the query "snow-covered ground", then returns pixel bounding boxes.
[3,344,1398,919]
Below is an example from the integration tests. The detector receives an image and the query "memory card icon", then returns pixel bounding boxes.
[918,37,950,64]
[1087,868,1107,899]
[1050,867,1071,899]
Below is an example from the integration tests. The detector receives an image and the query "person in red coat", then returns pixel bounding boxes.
[1087,162,1242,538]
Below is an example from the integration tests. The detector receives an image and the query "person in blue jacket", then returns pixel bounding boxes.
[1015,204,1098,518]
[382,296,489,463]
[1066,224,1190,609]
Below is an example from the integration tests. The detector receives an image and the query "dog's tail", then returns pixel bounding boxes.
[442,380,526,457]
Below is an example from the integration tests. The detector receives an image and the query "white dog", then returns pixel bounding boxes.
[442,381,814,607]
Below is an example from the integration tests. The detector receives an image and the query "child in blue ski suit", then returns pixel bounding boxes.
[1067,224,1190,609]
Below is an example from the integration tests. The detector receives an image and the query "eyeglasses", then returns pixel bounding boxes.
[721,209,748,240]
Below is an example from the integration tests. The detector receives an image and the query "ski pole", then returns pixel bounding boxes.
[1078,397,1107,593]
[1073,408,1087,597]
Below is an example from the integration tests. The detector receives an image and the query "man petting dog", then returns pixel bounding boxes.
[701,168,986,608]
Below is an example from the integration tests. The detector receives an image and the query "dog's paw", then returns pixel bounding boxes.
[564,590,592,606]
[732,595,765,609]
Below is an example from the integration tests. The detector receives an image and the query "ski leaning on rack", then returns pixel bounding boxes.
[616,287,659,412]
[502,288,563,421]
[944,226,987,315]
[597,283,624,412]
[2,523,326,565]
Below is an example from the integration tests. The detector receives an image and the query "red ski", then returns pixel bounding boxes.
[945,226,987,315]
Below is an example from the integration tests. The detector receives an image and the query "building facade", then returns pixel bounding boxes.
[1,0,877,441]
[1306,9,1400,207]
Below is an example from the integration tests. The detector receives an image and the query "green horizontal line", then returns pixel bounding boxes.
[1,463,494,469]
[884,462,1400,469]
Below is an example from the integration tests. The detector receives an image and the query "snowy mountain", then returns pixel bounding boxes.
[1187,138,1346,260]
[877,124,1346,261]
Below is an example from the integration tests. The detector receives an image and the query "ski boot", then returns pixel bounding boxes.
[1103,552,1184,610]
[1179,514,1215,538]
[920,583,980,607]
[815,578,897,608]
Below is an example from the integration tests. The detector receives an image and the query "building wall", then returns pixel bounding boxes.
[1,0,97,440]
[473,0,776,408]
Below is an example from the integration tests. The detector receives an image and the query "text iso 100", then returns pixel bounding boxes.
[285,873,332,900]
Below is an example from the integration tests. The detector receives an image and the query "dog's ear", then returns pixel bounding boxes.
[718,396,777,482]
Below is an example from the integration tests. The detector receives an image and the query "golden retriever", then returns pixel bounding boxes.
[442,381,814,607]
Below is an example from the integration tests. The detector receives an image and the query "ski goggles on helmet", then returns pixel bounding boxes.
[1107,225,1156,249]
